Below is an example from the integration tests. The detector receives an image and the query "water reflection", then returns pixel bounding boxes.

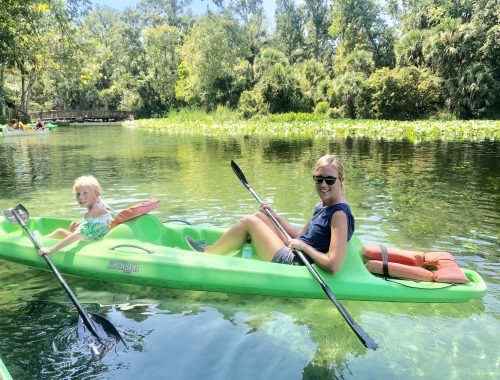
[0,258,492,379]
[0,125,498,379]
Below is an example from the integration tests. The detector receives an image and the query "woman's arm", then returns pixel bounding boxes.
[260,203,305,238]
[38,231,82,255]
[288,211,348,273]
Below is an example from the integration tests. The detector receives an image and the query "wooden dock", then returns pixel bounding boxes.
[32,110,134,123]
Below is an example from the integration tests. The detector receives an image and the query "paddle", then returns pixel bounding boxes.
[230,160,378,350]
[3,204,127,354]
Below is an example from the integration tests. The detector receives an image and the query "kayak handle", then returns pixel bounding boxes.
[110,244,153,254]
[162,219,192,225]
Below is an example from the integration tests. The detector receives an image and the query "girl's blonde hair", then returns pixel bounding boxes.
[73,175,102,197]
[314,154,344,179]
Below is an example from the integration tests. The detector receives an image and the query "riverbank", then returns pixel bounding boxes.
[129,110,500,142]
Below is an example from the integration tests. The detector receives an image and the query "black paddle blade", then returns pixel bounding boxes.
[3,204,29,226]
[78,314,127,360]
[230,160,249,188]
[90,313,127,348]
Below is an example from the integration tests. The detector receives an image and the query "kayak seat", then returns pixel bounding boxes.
[109,199,160,229]
[106,214,168,245]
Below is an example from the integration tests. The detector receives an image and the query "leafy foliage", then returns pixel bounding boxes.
[175,14,252,110]
[360,66,444,119]
[1,0,498,121]
[136,109,500,142]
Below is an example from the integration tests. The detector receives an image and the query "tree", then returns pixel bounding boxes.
[359,66,444,119]
[330,71,366,118]
[143,25,182,111]
[0,0,90,114]
[303,0,333,63]
[175,14,252,109]
[393,0,500,117]
[295,58,329,108]
[274,0,306,61]
[253,48,289,81]
[136,0,192,27]
[395,29,426,66]
[330,0,396,69]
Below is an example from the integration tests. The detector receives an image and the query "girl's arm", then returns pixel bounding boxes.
[69,221,80,232]
[38,231,82,255]
[288,211,348,274]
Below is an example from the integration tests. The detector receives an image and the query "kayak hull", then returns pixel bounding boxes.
[0,357,12,380]
[0,215,487,302]
[1,126,49,137]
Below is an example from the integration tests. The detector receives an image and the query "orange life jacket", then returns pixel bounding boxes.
[363,244,469,283]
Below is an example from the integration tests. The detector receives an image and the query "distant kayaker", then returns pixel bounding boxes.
[185,154,355,274]
[17,120,27,130]
[38,175,114,256]
[9,119,26,130]
[34,118,45,130]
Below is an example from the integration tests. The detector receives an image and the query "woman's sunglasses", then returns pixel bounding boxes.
[313,175,337,185]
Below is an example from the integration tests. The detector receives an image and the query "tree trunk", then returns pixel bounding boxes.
[21,68,26,114]
[20,63,38,116]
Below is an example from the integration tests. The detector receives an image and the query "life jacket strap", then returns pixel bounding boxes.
[379,245,389,278]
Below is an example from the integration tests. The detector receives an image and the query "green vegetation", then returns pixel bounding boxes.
[134,109,500,142]
[1,0,499,122]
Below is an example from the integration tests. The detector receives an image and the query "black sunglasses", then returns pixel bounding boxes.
[313,175,337,185]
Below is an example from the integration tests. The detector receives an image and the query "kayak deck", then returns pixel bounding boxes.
[0,357,13,380]
[0,215,487,302]
[1,126,49,137]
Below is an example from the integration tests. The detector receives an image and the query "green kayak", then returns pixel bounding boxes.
[0,214,487,302]
[0,357,12,380]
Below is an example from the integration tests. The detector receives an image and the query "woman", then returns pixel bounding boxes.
[186,154,355,274]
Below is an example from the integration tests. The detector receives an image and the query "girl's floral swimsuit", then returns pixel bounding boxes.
[76,213,114,241]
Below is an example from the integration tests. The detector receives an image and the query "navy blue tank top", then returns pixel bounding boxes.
[298,202,355,254]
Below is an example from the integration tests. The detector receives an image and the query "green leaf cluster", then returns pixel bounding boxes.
[1,0,498,121]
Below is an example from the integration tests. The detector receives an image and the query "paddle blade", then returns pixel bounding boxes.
[78,312,127,348]
[230,160,250,189]
[3,204,29,226]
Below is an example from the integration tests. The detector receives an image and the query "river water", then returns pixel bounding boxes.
[0,124,498,379]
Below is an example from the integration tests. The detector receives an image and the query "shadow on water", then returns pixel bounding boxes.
[0,256,490,380]
[0,126,498,379]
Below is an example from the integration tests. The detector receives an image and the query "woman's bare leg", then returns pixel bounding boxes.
[254,211,289,242]
[206,213,286,261]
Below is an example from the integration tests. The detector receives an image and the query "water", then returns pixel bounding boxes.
[0,125,498,379]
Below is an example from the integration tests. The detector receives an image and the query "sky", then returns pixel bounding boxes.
[92,0,278,21]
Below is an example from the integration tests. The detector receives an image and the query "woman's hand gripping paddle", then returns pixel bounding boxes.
[230,160,378,350]
[3,204,127,356]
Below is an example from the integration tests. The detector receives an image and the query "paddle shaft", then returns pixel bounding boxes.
[11,210,103,343]
[232,161,378,350]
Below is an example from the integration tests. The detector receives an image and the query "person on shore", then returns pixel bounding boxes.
[38,175,114,255]
[185,154,355,274]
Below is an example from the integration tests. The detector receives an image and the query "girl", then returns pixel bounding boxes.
[186,154,355,274]
[38,175,113,255]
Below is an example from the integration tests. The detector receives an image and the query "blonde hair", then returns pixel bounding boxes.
[314,154,344,179]
[73,175,102,198]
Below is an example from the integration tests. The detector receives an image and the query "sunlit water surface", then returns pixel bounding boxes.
[0,125,498,379]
